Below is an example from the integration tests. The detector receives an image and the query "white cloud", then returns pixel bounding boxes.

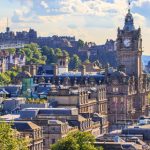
[133,13,146,27]
[38,15,64,23]
[0,18,8,32]
[4,0,150,54]
[41,1,49,9]
[132,0,150,7]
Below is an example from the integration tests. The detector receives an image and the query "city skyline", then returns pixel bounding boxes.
[0,0,150,55]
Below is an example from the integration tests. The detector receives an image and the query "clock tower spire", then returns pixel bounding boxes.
[123,0,135,31]
[116,1,143,77]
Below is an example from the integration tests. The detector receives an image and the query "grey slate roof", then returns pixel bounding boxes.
[12,121,40,131]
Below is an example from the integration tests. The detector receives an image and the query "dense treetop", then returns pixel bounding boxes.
[51,131,103,150]
[0,121,29,150]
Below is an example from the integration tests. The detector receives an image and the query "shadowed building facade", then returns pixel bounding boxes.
[107,9,150,129]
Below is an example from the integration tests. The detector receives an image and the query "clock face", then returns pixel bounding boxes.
[123,39,131,47]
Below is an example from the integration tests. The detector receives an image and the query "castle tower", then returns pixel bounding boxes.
[116,8,143,78]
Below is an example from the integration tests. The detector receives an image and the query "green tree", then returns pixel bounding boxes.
[22,47,33,63]
[0,73,11,85]
[17,49,25,55]
[41,46,50,56]
[7,48,16,54]
[78,39,85,49]
[22,43,46,65]
[52,136,79,150]
[63,50,69,57]
[0,70,19,86]
[11,66,22,73]
[55,48,63,57]
[0,121,29,150]
[72,131,97,150]
[45,48,57,64]
[97,147,104,150]
[51,131,101,150]
[49,48,57,63]
[33,49,42,59]
[69,54,81,70]
[63,50,70,61]
[84,59,90,64]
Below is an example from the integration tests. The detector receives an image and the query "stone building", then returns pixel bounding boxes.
[0,27,37,44]
[19,108,83,150]
[19,107,108,149]
[0,50,26,73]
[57,55,69,75]
[106,8,150,129]
[8,53,26,69]
[22,65,38,76]
[42,120,78,149]
[0,57,7,72]
[48,85,107,116]
[0,121,44,150]
[106,70,137,128]
[116,9,142,77]
[13,121,43,150]
[47,84,108,136]
[78,61,102,75]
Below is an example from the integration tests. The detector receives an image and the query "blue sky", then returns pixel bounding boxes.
[0,0,150,55]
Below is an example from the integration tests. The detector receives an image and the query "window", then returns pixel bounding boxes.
[121,97,124,102]
[43,139,46,145]
[60,61,63,66]
[52,139,55,144]
[113,87,118,92]
[113,97,117,102]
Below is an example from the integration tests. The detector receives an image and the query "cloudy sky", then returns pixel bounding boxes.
[0,0,150,55]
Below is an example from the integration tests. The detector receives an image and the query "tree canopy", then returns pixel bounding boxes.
[0,121,29,150]
[0,67,20,85]
[51,131,103,150]
[41,46,70,64]
[78,39,85,49]
[69,54,81,70]
[7,48,16,54]
[84,59,91,64]
[21,43,46,65]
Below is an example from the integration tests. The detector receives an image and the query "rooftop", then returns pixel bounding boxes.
[12,121,41,131]
[0,114,20,120]
[128,124,150,129]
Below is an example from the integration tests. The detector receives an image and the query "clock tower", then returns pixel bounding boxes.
[116,9,143,77]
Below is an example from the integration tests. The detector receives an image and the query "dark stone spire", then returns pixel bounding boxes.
[123,0,135,31]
